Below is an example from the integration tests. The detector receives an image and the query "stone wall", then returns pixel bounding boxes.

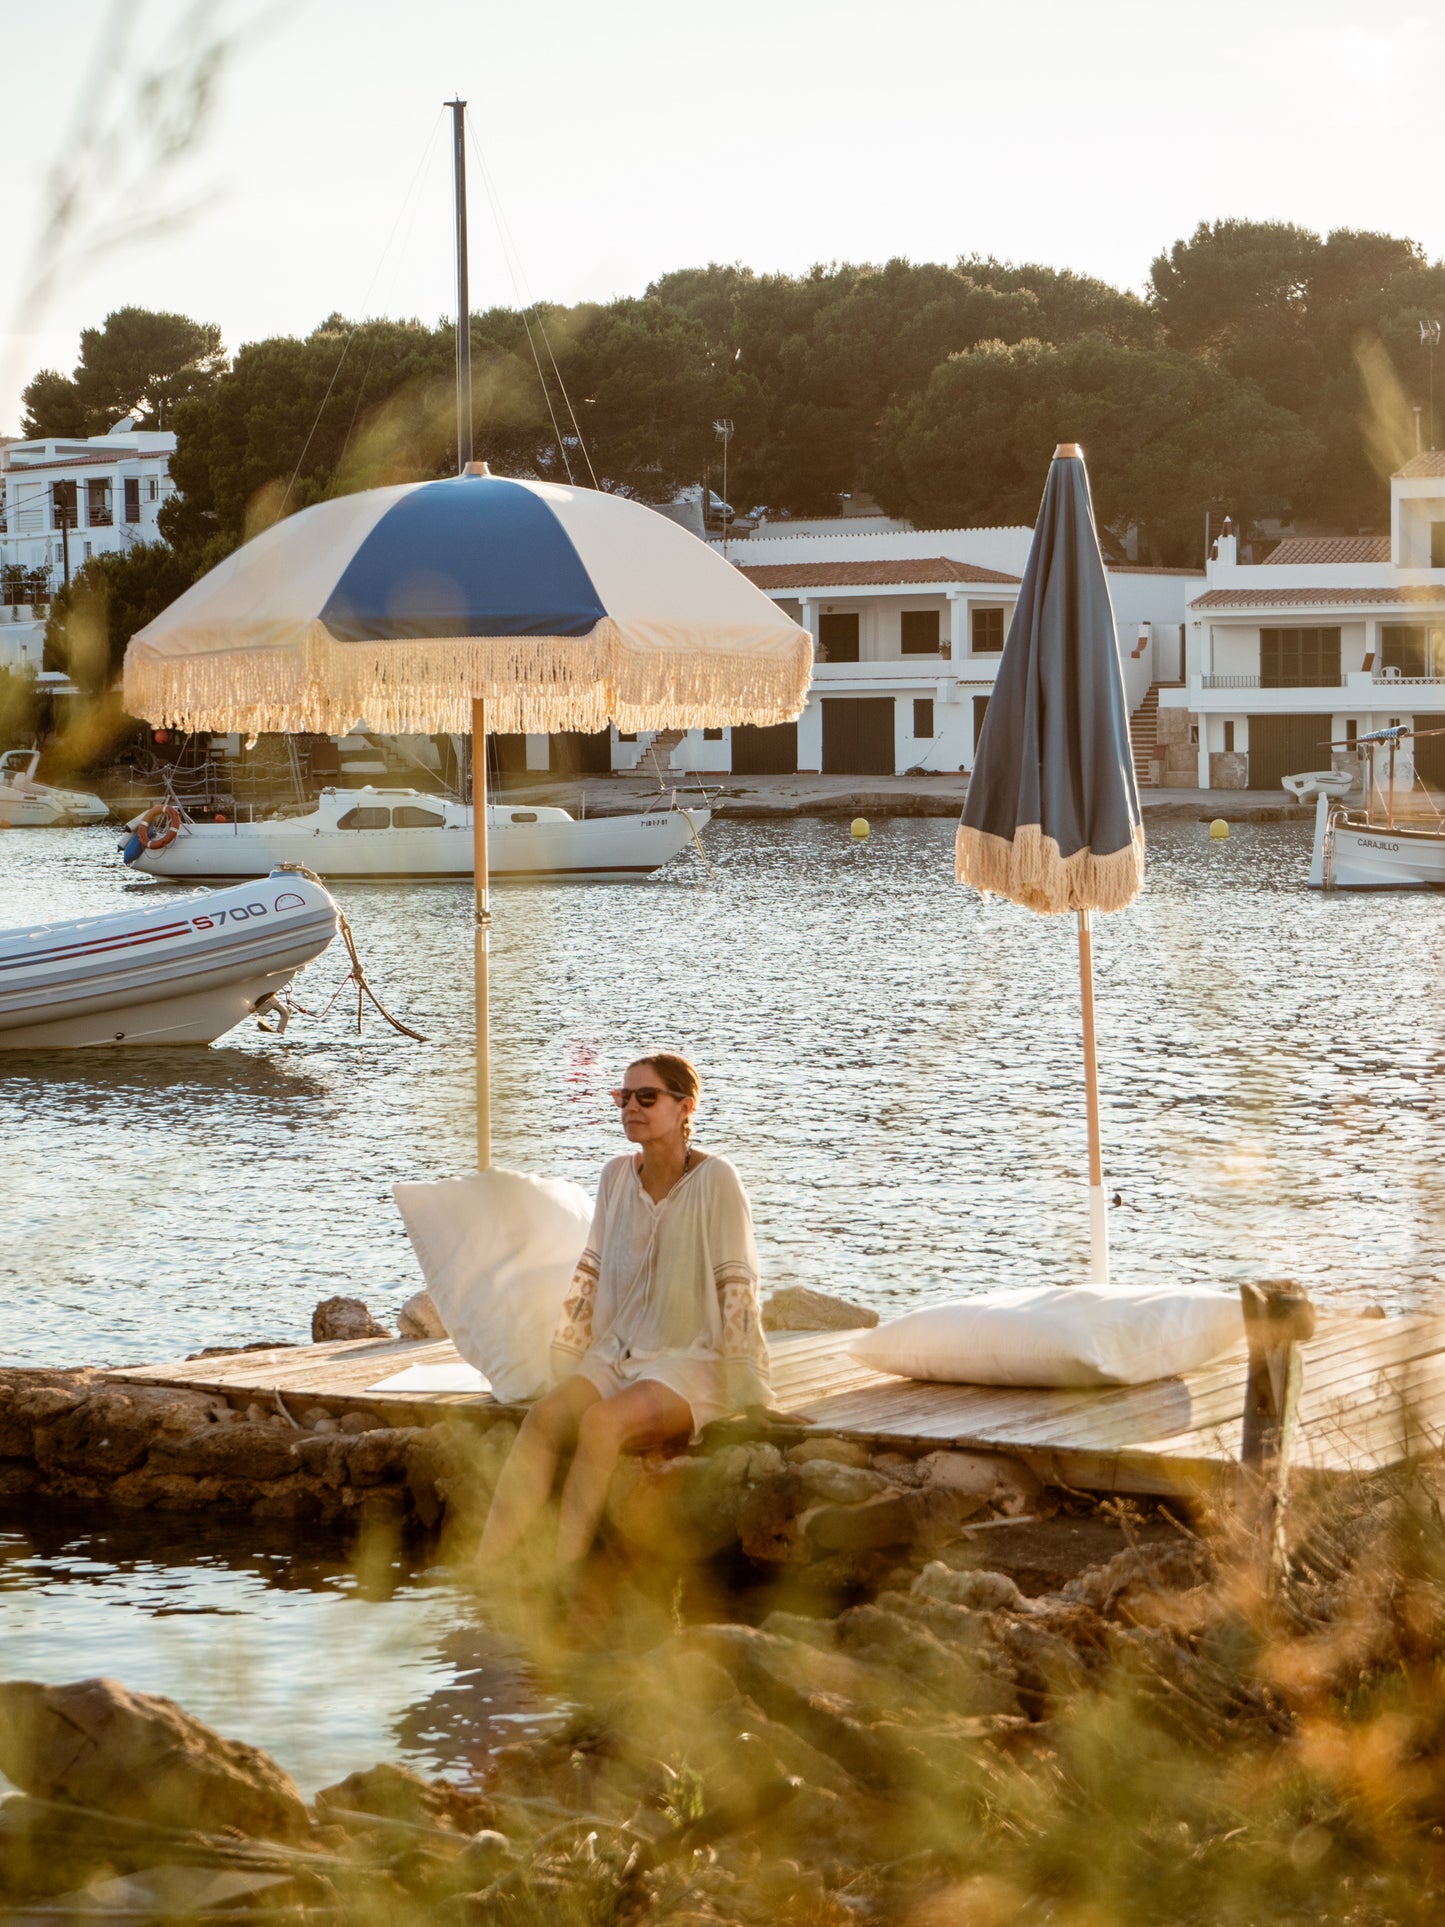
[0,1365,1044,1589]
[1155,704,1198,787]
[1209,750,1249,789]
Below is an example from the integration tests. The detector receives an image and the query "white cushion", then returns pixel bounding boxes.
[393,1169,592,1402]
[850,1285,1244,1389]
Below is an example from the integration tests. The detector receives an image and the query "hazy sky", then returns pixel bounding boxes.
[4,0,1441,435]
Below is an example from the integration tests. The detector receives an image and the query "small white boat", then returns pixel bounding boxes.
[1286,730,1445,889]
[121,786,710,882]
[0,750,110,828]
[0,871,339,1047]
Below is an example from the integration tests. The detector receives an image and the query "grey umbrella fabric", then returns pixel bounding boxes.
[955,446,1144,914]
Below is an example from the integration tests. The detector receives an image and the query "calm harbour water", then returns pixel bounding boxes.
[2,809,1443,1787]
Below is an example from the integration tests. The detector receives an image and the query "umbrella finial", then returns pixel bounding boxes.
[463,460,492,477]
[1054,443,1084,459]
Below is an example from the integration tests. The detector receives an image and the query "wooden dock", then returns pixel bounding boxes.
[105,1313,1445,1498]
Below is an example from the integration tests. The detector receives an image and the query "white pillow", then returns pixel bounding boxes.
[850,1285,1243,1389]
[393,1168,592,1402]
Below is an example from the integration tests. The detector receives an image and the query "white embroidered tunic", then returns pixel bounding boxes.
[551,1152,771,1415]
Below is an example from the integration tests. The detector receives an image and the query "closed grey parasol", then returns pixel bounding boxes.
[955,444,1144,1281]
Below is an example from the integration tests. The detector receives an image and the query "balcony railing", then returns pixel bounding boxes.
[1373,671,1445,686]
[1200,674,1262,689]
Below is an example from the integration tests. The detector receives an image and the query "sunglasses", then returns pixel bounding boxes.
[611,1086,684,1109]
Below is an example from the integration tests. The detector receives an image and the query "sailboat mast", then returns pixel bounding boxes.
[448,97,473,472]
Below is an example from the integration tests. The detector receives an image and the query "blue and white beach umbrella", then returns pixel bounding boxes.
[123,469,811,738]
[123,466,810,1169]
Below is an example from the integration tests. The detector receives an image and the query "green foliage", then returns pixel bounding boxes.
[871,334,1323,562]
[43,537,233,694]
[18,368,89,439]
[20,307,225,439]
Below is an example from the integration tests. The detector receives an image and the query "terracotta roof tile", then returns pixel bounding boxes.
[1394,452,1445,478]
[1263,536,1390,564]
[1106,564,1206,576]
[738,558,1020,590]
[1193,586,1445,609]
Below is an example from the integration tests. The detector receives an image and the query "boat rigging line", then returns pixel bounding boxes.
[271,865,427,1042]
[466,114,600,489]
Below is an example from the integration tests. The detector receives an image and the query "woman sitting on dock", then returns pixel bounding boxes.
[476,1051,771,1574]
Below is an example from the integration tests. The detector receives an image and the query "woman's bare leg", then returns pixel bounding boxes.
[476,1376,599,1566]
[555,1379,693,1568]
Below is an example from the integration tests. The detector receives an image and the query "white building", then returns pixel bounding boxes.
[608,521,1198,780]
[1165,453,1445,792]
[1,420,178,586]
[0,421,178,678]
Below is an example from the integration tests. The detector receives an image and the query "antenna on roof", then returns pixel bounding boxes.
[1420,319,1440,451]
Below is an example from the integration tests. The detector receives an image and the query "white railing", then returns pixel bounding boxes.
[1373,671,1445,686]
[1201,674,1262,689]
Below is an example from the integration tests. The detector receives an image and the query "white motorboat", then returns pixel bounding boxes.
[0,871,339,1047]
[1286,727,1445,889]
[121,786,710,882]
[0,750,110,828]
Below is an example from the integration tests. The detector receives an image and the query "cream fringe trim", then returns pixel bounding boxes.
[955,821,1145,915]
[122,619,814,738]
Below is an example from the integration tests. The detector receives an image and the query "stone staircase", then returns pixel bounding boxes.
[1129,685,1162,788]
[643,727,688,772]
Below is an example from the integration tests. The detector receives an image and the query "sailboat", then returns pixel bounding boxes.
[1285,724,1445,888]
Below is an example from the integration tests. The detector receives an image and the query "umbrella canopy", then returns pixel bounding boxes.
[123,471,811,738]
[955,446,1143,914]
[954,444,1143,1283]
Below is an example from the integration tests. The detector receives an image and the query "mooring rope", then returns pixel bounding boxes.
[278,866,427,1042]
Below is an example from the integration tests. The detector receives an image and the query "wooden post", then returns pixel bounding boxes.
[1077,910,1108,1284]
[472,696,491,1169]
[1239,1280,1315,1582]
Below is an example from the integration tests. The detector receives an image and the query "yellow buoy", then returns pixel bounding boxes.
[851,817,870,840]
[1209,818,1230,839]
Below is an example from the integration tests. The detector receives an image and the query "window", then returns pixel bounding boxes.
[1346,720,1358,746]
[1222,720,1235,753]
[392,805,444,828]
[1433,524,1445,568]
[1381,625,1436,677]
[86,478,112,527]
[1260,626,1341,688]
[147,478,158,502]
[819,612,859,662]
[510,811,538,823]
[616,731,637,742]
[900,610,940,655]
[124,478,140,522]
[912,698,935,737]
[702,727,724,740]
[336,806,390,829]
[971,607,1005,654]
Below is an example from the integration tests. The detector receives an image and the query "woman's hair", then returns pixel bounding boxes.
[628,1052,700,1141]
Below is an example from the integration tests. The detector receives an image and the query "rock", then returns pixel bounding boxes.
[398,1290,447,1341]
[33,1385,229,1479]
[316,1760,495,1834]
[796,1459,892,1505]
[148,1421,301,1483]
[808,1486,987,1555]
[345,1428,419,1488]
[339,1410,377,1434]
[785,1437,873,1469]
[737,1470,806,1563]
[0,1678,308,1840]
[312,1298,393,1342]
[914,1563,1032,1614]
[916,1449,1042,1516]
[311,1417,340,1435]
[761,1286,880,1332]
[760,1610,837,1651]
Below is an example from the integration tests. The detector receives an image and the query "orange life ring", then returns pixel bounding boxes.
[137,804,181,851]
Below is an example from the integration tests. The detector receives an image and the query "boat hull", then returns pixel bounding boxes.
[0,874,339,1047]
[0,792,110,827]
[1322,820,1445,890]
[128,807,709,882]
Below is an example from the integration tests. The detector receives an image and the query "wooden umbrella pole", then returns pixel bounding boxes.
[1077,909,1109,1284]
[472,696,491,1169]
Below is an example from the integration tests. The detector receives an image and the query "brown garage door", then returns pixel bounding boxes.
[1411,724,1445,793]
[822,698,895,776]
[731,722,798,775]
[549,729,612,776]
[1247,714,1334,792]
